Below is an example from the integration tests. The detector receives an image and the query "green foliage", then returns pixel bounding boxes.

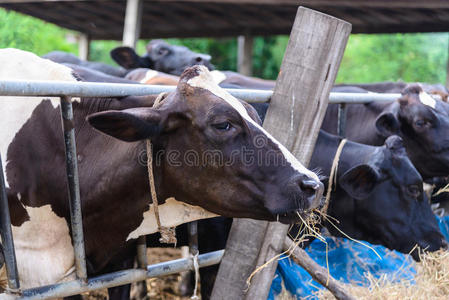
[0,8,77,55]
[336,33,449,84]
[1,7,448,85]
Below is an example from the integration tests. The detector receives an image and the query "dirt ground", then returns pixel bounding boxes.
[83,248,193,300]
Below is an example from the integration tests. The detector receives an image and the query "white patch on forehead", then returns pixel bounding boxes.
[419,91,436,109]
[186,66,320,182]
[209,70,227,85]
[0,48,79,187]
[127,197,217,241]
[0,205,75,289]
[140,69,159,83]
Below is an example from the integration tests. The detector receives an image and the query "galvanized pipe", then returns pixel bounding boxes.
[337,103,347,137]
[19,249,224,299]
[60,96,88,282]
[0,80,404,104]
[0,154,20,291]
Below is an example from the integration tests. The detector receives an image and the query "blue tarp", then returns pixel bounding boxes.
[268,216,449,300]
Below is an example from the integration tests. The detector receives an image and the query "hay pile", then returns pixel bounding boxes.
[313,250,449,300]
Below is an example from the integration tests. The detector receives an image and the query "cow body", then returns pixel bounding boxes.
[0,49,322,294]
[43,51,128,78]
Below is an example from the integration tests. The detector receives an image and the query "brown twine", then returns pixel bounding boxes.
[321,139,347,216]
[146,92,177,244]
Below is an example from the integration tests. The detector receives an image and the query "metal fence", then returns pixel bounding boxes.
[0,80,407,299]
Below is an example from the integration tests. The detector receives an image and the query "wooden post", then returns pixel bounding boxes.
[446,34,449,89]
[238,35,253,76]
[122,0,143,48]
[211,7,351,300]
[78,33,90,61]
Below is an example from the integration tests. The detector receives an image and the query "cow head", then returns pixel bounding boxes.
[87,66,323,223]
[335,135,446,260]
[375,84,449,178]
[111,40,214,76]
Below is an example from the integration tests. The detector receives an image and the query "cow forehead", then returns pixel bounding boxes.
[185,66,319,181]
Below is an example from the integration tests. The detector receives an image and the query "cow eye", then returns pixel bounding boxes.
[414,119,428,128]
[407,185,421,198]
[212,122,231,131]
[157,48,169,56]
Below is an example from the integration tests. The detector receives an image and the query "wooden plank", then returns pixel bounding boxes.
[122,0,142,48]
[237,35,253,76]
[211,7,351,300]
[155,0,449,9]
[78,33,90,61]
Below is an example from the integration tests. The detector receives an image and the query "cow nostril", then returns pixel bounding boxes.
[195,57,203,62]
[300,179,324,210]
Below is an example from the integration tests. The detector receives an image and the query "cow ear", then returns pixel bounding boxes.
[375,112,400,137]
[110,47,143,69]
[87,108,162,142]
[339,164,379,200]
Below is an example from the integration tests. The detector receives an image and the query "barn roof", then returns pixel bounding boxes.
[1,0,449,39]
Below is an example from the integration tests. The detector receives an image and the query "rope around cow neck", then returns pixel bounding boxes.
[321,138,347,216]
[146,92,177,244]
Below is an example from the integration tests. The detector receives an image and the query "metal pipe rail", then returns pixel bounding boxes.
[19,250,224,299]
[0,80,402,104]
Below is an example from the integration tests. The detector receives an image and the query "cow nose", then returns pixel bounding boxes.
[300,179,324,210]
[195,56,204,63]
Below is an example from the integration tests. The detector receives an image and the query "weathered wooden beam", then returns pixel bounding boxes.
[446,36,449,90]
[122,0,143,48]
[211,7,351,300]
[237,35,253,76]
[152,0,449,9]
[78,33,90,61]
[284,237,356,300]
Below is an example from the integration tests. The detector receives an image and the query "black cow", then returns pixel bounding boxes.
[111,40,214,76]
[322,85,449,180]
[43,51,129,77]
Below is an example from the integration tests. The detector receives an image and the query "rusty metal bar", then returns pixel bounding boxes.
[60,96,88,281]
[0,154,20,291]
[18,249,224,299]
[136,236,147,269]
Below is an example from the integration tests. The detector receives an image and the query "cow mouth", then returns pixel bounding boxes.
[277,209,315,224]
[432,145,449,154]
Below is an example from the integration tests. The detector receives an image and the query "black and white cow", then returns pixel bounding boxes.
[0,49,323,298]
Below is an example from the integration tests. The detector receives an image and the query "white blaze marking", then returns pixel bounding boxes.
[0,48,78,188]
[127,198,217,241]
[209,70,227,85]
[419,91,436,109]
[0,205,75,289]
[140,69,159,83]
[186,66,320,182]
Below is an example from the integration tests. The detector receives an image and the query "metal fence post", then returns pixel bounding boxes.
[0,154,20,291]
[60,96,88,281]
[337,103,347,137]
